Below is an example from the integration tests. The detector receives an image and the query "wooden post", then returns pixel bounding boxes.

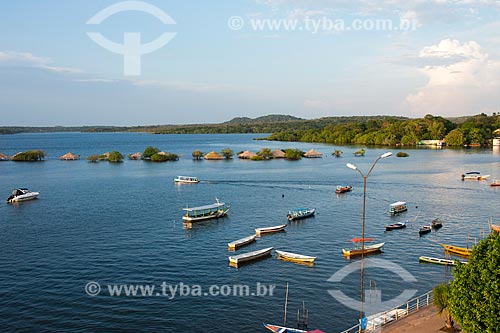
[283,283,289,327]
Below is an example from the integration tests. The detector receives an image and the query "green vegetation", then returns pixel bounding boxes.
[150,152,179,162]
[396,152,409,157]
[11,150,45,161]
[257,148,272,160]
[107,151,124,163]
[250,155,264,161]
[332,150,343,157]
[433,283,454,329]
[86,155,100,163]
[354,149,365,156]
[192,150,204,160]
[142,146,160,160]
[220,148,234,159]
[448,233,500,333]
[284,148,304,160]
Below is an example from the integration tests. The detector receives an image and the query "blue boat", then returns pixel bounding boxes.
[287,208,315,221]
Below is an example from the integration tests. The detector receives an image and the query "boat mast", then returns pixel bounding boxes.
[283,283,289,327]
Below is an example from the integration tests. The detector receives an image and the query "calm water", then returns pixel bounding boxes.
[0,133,499,332]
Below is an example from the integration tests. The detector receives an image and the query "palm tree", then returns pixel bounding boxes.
[433,283,454,328]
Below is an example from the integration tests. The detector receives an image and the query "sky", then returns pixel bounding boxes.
[1,0,500,126]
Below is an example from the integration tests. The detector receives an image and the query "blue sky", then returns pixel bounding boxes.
[1,0,500,126]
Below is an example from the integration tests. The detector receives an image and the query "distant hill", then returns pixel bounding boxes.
[224,115,303,124]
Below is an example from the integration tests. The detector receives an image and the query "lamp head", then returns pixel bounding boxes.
[380,152,392,159]
[346,163,357,170]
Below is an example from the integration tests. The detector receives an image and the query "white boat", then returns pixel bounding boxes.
[287,208,315,221]
[255,224,287,236]
[182,198,230,222]
[174,176,199,183]
[419,256,468,266]
[228,234,257,250]
[275,250,317,263]
[390,201,407,214]
[7,188,39,203]
[228,247,273,265]
[461,171,490,180]
[342,242,385,257]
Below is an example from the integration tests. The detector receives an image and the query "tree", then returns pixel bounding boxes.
[220,148,234,159]
[448,233,500,333]
[107,151,124,163]
[257,148,272,159]
[86,155,99,163]
[150,152,178,162]
[11,150,45,161]
[444,129,465,147]
[192,150,204,160]
[284,148,304,160]
[433,283,454,329]
[142,146,160,160]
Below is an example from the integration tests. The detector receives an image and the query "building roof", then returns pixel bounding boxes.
[59,152,80,160]
[304,148,323,158]
[238,150,257,159]
[204,151,224,160]
[271,149,285,158]
[129,152,142,160]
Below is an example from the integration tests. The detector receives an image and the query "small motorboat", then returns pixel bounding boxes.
[431,218,443,229]
[385,221,407,231]
[335,185,352,194]
[7,188,39,203]
[462,171,490,180]
[419,225,432,236]
[490,179,500,187]
[227,234,256,251]
[174,176,199,183]
[255,224,287,236]
[182,198,230,222]
[390,201,407,215]
[287,208,315,221]
[228,247,273,266]
[275,250,317,263]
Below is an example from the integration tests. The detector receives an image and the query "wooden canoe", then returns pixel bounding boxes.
[342,242,385,257]
[276,250,317,263]
[419,225,432,236]
[228,234,256,250]
[228,247,273,265]
[255,224,287,236]
[441,243,472,257]
[419,256,467,266]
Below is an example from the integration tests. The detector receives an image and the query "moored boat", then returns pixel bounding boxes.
[287,208,315,221]
[385,221,406,231]
[182,198,229,222]
[441,243,472,257]
[462,171,490,180]
[431,218,443,229]
[335,185,352,194]
[174,175,199,183]
[228,247,273,266]
[228,234,257,250]
[276,250,317,263]
[419,225,432,236]
[256,224,287,235]
[342,242,385,257]
[419,256,467,266]
[490,179,500,187]
[263,324,308,333]
[6,188,39,203]
[390,201,407,215]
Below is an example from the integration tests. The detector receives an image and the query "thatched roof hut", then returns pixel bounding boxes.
[59,152,80,160]
[128,152,142,160]
[204,151,224,160]
[238,150,257,159]
[271,149,285,158]
[0,153,9,161]
[304,149,323,158]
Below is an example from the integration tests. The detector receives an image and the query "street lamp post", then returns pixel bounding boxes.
[346,152,392,332]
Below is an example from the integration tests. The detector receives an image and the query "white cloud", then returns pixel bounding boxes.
[406,39,500,116]
[0,51,81,73]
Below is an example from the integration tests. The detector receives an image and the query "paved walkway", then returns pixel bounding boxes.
[381,305,461,333]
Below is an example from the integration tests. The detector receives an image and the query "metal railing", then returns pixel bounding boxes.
[339,290,434,333]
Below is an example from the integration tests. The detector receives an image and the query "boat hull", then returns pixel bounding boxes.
[276,250,316,263]
[263,324,307,333]
[7,192,39,203]
[228,235,256,250]
[182,208,229,222]
[441,244,472,257]
[228,247,273,265]
[342,242,385,257]
[385,223,406,231]
[419,256,466,266]
[255,224,287,235]
[287,209,315,221]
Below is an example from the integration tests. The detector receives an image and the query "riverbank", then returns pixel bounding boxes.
[382,305,461,333]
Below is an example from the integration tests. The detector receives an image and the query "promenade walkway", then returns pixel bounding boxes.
[381,305,461,333]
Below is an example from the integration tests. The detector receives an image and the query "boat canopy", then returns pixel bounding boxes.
[390,201,406,207]
[183,202,225,211]
[465,171,480,175]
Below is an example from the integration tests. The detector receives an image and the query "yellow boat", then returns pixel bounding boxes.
[441,243,472,257]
